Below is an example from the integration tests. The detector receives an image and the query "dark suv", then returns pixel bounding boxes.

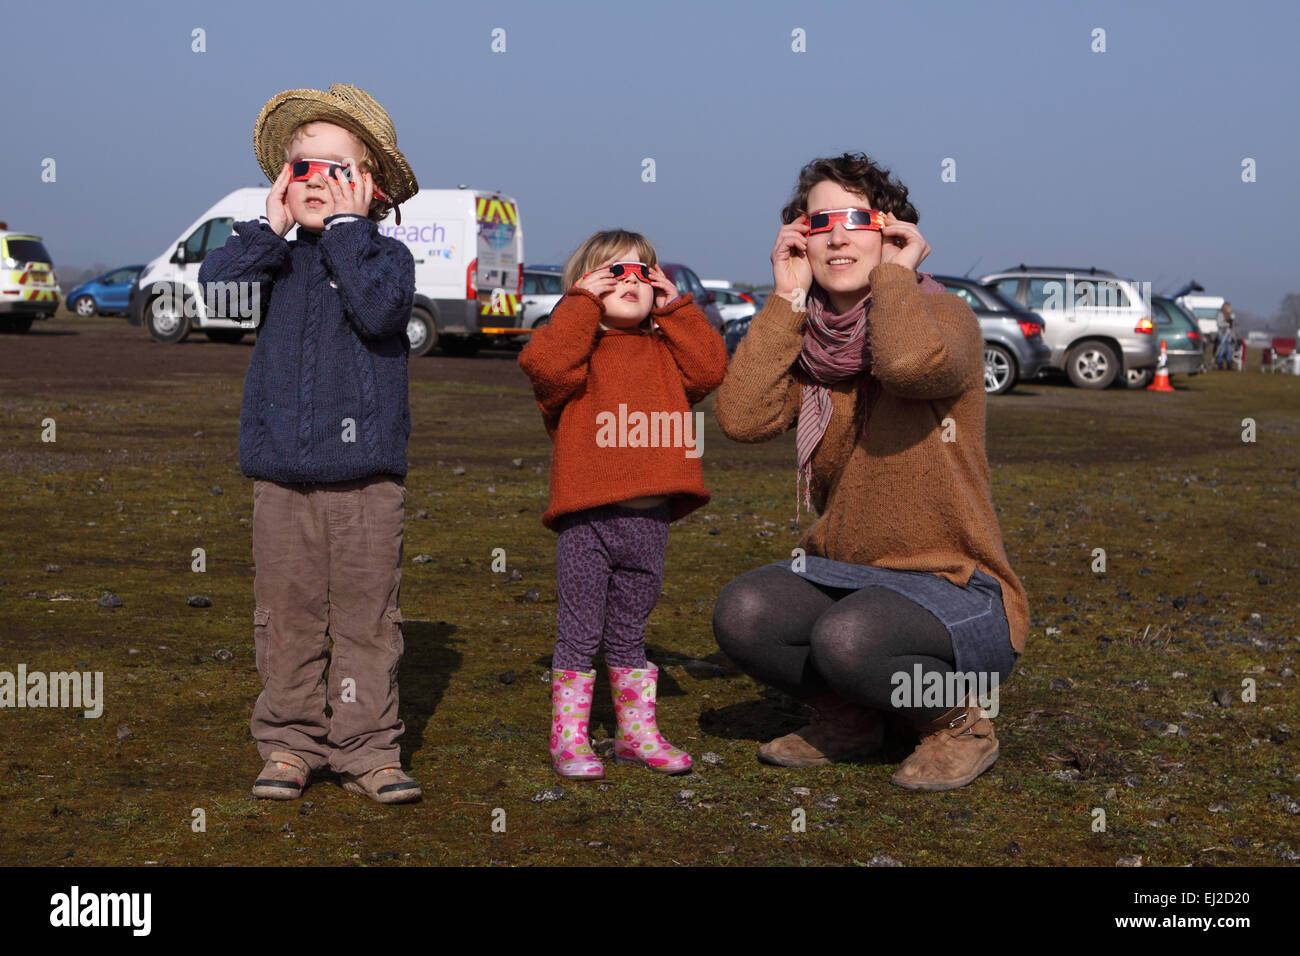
[659,263,724,334]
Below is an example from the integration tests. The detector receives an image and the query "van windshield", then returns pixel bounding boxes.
[5,239,53,265]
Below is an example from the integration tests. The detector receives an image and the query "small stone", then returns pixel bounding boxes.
[97,592,122,608]
[791,787,811,797]
[1281,667,1296,679]
[867,854,901,867]
[700,752,723,766]
[1275,845,1300,863]
[1115,855,1143,867]
[508,568,523,582]
[1045,626,1061,637]
[531,787,563,803]
[749,822,770,831]
[1140,717,1171,734]
[1104,787,1117,800]
[1051,769,1082,783]
[45,564,61,573]
[187,595,212,608]
[511,458,524,469]
[946,809,972,822]
[127,648,140,655]
[416,509,428,519]
[707,528,720,535]
[1003,841,1022,855]
[213,649,233,662]
[523,589,540,603]
[1138,567,1151,577]
[116,724,132,740]
[1172,671,1188,679]
[677,790,696,800]
[1124,775,1142,788]
[1208,801,1232,813]
[1049,678,1071,690]
[1171,596,1187,610]
[497,671,515,685]
[1213,688,1233,708]
[210,485,223,496]
[451,466,466,476]
[412,554,433,564]
[193,430,203,438]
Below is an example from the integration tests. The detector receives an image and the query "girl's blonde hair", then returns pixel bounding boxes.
[284,121,392,223]
[562,229,659,291]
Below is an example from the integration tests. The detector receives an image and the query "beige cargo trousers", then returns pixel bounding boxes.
[250,475,406,776]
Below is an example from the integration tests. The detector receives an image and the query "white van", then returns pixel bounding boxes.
[129,187,524,355]
[1177,294,1226,338]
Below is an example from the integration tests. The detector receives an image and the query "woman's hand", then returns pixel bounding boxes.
[771,215,812,300]
[266,163,295,237]
[879,212,931,272]
[647,265,679,310]
[324,157,373,218]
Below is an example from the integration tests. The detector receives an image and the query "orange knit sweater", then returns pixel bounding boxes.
[714,262,1030,655]
[518,288,728,531]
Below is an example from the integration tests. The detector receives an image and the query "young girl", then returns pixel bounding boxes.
[518,230,727,780]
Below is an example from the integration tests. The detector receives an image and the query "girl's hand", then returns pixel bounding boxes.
[647,265,679,310]
[324,157,373,218]
[266,163,295,237]
[771,214,812,299]
[879,212,931,272]
[575,268,619,304]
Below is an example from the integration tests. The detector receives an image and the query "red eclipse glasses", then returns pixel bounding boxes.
[290,158,393,204]
[583,261,653,283]
[807,208,885,235]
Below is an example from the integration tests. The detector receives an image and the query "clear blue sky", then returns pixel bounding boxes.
[6,0,1298,317]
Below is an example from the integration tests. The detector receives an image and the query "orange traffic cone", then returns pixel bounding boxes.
[1147,339,1175,392]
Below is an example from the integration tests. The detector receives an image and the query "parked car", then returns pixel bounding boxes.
[932,275,1052,395]
[980,265,1159,389]
[711,287,758,325]
[65,265,144,317]
[0,224,61,333]
[520,265,565,329]
[659,263,724,334]
[1123,297,1204,387]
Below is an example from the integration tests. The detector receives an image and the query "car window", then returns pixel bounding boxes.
[679,268,704,298]
[105,268,135,284]
[1026,278,1062,310]
[1153,301,1174,326]
[992,278,1021,303]
[205,219,234,254]
[943,285,980,310]
[523,274,539,295]
[540,273,562,294]
[5,239,52,264]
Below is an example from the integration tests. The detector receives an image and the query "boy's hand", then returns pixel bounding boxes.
[648,265,679,310]
[267,163,295,237]
[324,157,373,218]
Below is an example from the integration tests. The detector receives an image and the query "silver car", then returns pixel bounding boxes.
[521,266,565,329]
[980,265,1160,389]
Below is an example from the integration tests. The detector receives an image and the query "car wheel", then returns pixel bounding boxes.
[204,329,245,344]
[406,307,437,357]
[983,344,1017,395]
[1124,366,1154,389]
[73,295,98,317]
[1065,341,1119,389]
[145,290,191,343]
[440,335,481,357]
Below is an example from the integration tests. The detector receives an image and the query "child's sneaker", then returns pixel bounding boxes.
[252,751,311,800]
[340,765,422,804]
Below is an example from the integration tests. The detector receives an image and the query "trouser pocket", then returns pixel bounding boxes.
[253,606,272,684]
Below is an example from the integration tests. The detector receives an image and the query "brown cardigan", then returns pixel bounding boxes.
[713,261,1029,655]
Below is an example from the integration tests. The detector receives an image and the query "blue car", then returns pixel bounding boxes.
[66,265,144,317]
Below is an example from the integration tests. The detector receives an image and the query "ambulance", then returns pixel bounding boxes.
[129,187,524,355]
[0,223,62,333]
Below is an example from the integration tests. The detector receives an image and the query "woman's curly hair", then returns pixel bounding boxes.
[780,152,919,225]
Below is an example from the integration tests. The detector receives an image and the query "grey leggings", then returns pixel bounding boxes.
[712,565,958,721]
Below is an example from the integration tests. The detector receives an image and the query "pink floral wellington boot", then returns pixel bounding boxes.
[609,664,693,774]
[550,668,604,780]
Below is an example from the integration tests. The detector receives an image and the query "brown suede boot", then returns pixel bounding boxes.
[757,694,884,767]
[890,699,998,791]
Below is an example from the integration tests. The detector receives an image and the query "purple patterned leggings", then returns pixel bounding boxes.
[553,502,671,672]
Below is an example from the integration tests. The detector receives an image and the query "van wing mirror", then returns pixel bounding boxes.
[172,242,187,265]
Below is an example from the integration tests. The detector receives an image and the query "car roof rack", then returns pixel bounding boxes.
[1002,264,1117,277]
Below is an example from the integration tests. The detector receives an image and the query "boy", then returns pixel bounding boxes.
[198,84,421,804]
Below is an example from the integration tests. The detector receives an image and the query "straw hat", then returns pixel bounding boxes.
[253,83,418,207]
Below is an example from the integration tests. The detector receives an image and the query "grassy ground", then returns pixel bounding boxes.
[0,314,1296,866]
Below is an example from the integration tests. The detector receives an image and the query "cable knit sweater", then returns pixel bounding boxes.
[518,288,727,530]
[198,215,415,483]
[714,262,1030,655]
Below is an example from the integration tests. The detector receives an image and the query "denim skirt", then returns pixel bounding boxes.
[765,555,1016,680]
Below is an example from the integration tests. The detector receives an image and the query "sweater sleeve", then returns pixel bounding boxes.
[517,288,604,422]
[318,215,415,340]
[713,292,805,442]
[197,219,290,293]
[651,294,727,405]
[866,262,982,399]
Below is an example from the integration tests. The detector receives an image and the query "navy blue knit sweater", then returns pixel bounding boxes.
[198,215,415,483]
